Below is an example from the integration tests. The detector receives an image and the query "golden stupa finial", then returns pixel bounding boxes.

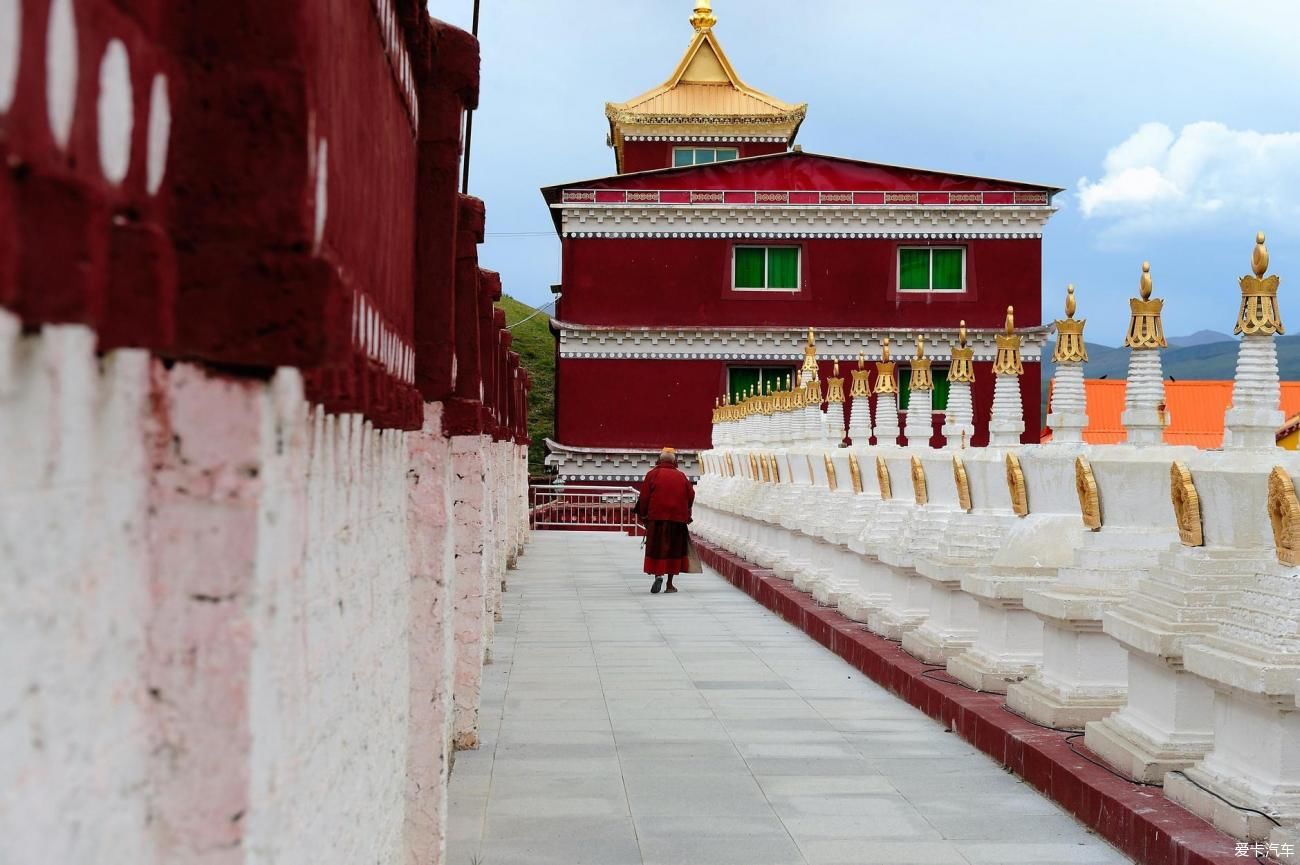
[911,334,933,392]
[993,306,1025,376]
[1054,284,1088,364]
[690,0,717,32]
[800,326,820,383]
[1126,261,1167,349]
[826,360,846,405]
[950,320,975,383]
[850,350,871,397]
[874,337,898,394]
[1237,231,1284,336]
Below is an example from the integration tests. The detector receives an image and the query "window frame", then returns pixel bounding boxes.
[896,246,968,294]
[727,365,797,403]
[732,245,803,293]
[672,146,740,167]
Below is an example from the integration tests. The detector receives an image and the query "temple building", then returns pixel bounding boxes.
[542,0,1060,483]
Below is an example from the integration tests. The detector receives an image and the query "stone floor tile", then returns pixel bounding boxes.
[634,815,807,865]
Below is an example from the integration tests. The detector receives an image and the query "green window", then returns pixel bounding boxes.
[672,147,740,167]
[899,366,951,412]
[728,366,796,404]
[898,248,965,292]
[733,246,800,291]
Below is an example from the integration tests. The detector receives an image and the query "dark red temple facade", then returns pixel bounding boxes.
[542,1,1059,483]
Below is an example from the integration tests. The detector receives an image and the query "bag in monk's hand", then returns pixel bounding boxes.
[685,535,703,574]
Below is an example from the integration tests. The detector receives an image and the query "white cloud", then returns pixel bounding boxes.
[1077,121,1300,233]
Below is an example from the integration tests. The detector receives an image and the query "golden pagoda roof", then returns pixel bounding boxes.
[606,1,806,170]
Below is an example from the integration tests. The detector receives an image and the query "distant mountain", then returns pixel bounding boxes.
[1167,330,1237,348]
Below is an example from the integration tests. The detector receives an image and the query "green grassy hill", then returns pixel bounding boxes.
[498,295,555,474]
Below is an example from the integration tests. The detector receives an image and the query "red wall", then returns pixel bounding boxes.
[557,357,1042,450]
[559,237,1042,330]
[621,141,788,174]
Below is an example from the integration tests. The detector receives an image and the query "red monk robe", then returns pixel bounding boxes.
[635,456,695,591]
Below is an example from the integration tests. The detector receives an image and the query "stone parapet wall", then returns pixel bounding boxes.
[0,318,523,864]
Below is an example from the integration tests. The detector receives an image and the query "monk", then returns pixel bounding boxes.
[635,448,696,594]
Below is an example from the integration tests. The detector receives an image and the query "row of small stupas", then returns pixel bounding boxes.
[693,233,1300,853]
[543,1,1058,483]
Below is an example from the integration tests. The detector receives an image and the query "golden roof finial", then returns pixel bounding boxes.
[1237,230,1284,335]
[1126,261,1167,349]
[690,0,717,32]
[950,320,975,383]
[833,359,840,375]
[882,337,891,363]
[993,306,1025,376]
[1054,284,1088,363]
[915,334,925,358]
[801,326,820,382]
[857,350,866,369]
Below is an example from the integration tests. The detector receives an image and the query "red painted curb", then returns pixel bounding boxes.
[693,537,1264,865]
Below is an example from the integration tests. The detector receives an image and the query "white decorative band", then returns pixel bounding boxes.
[371,0,419,134]
[556,327,1048,363]
[558,205,1054,239]
[353,290,416,384]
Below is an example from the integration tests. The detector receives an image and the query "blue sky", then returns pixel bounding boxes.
[429,0,1300,344]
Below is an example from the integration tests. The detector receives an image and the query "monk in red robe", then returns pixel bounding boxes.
[636,448,695,594]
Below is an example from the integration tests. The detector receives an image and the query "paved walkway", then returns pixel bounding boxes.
[447,532,1132,865]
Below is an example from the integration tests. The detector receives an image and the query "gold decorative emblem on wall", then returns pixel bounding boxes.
[911,455,928,505]
[1075,456,1101,531]
[1170,461,1203,547]
[1005,453,1028,517]
[1267,466,1300,565]
[876,456,892,501]
[848,453,863,493]
[953,456,972,512]
[824,454,838,491]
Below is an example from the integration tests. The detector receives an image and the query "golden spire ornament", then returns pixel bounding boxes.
[992,306,1024,375]
[874,337,899,394]
[801,326,820,383]
[1236,232,1284,335]
[949,320,975,384]
[825,360,846,404]
[910,335,934,392]
[1053,284,1089,363]
[690,0,717,32]
[850,351,871,397]
[1125,262,1167,349]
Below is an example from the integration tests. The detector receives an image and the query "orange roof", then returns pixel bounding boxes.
[1042,380,1300,448]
